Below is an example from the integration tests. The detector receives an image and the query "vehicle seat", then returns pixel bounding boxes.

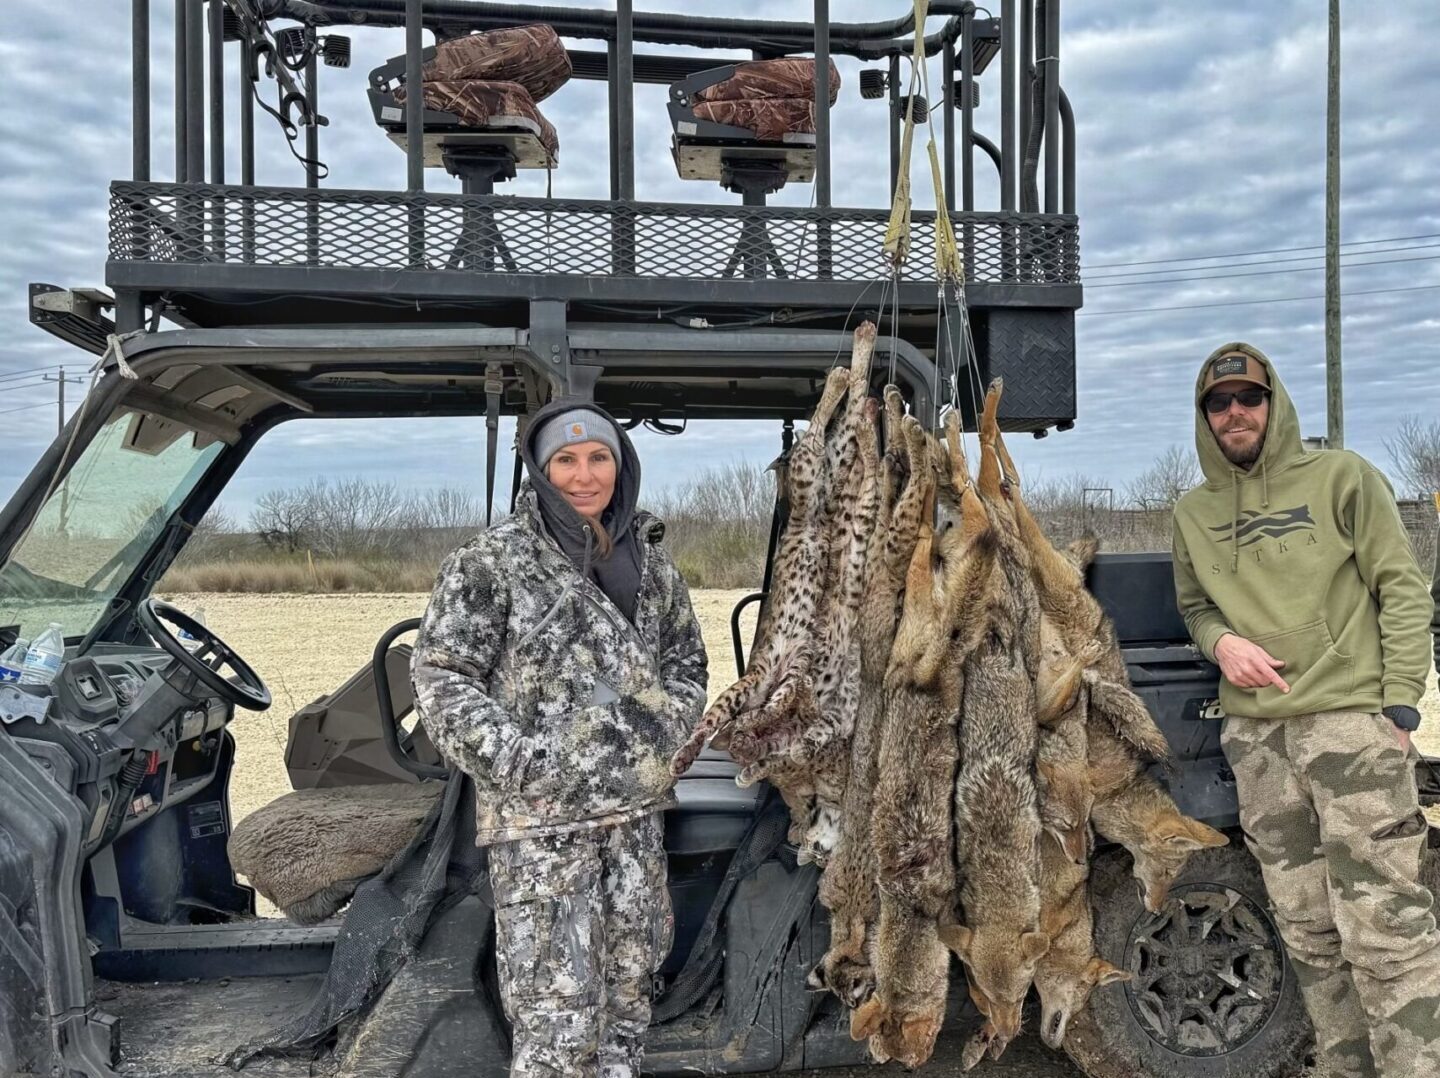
[667,745,763,854]
[369,23,572,172]
[669,57,840,187]
[228,781,444,924]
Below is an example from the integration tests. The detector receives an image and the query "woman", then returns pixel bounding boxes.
[411,399,708,1077]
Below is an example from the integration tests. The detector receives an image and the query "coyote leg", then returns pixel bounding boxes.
[1085,671,1173,763]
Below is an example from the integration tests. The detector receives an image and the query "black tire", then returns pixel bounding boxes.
[1063,841,1314,1078]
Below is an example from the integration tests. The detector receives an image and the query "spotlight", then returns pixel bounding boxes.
[321,34,351,68]
[276,26,312,70]
[859,68,888,100]
[222,9,245,42]
[900,94,928,123]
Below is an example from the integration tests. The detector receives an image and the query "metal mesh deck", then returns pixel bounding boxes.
[109,182,1080,289]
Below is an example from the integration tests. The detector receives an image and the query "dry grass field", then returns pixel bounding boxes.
[165,590,1440,838]
[162,590,759,830]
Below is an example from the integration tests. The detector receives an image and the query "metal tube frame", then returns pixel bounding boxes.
[1019,0,1032,197]
[133,0,150,181]
[616,0,635,200]
[404,0,424,269]
[999,0,1016,212]
[813,0,831,208]
[174,0,187,181]
[185,0,205,184]
[961,8,975,211]
[942,39,955,211]
[888,53,901,199]
[1042,0,1059,214]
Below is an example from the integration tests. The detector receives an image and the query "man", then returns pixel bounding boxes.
[1173,342,1440,1077]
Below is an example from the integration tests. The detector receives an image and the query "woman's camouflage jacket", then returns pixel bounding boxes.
[411,492,708,846]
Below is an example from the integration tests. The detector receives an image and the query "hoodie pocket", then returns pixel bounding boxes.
[1250,619,1353,698]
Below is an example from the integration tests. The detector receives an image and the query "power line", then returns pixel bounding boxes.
[1085,253,1440,289]
[1079,282,1440,318]
[1085,241,1440,280]
[1084,232,1440,270]
[0,400,60,418]
[0,365,62,384]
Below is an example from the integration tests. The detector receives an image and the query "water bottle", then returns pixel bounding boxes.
[20,623,66,686]
[0,639,30,683]
[178,606,207,653]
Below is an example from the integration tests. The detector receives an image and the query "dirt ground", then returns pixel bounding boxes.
[165,589,1440,831]
[163,590,759,829]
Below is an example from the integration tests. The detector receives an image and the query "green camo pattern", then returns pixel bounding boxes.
[1223,710,1440,1077]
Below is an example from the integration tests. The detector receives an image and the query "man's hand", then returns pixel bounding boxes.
[1396,728,1413,754]
[1213,633,1291,693]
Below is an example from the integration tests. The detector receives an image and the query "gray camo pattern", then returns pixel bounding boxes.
[490,812,672,1077]
[411,485,708,846]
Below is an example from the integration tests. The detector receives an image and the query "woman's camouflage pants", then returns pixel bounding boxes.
[1223,711,1440,1077]
[488,812,673,1077]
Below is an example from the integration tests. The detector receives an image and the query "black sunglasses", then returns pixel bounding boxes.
[1203,387,1269,414]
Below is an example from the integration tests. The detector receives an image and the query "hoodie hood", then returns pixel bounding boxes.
[1189,343,1314,574]
[521,398,644,621]
[1192,342,1304,487]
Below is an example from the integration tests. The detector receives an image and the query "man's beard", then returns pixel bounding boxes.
[1220,429,1265,467]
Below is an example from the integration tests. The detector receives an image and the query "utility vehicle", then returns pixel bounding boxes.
[5,2,1435,1076]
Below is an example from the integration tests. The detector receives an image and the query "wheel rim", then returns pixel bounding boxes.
[1122,883,1286,1057]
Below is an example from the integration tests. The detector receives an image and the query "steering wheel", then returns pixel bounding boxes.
[135,598,272,712]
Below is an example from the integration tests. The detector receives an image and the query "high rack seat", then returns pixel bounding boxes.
[668,57,840,187]
[368,24,573,172]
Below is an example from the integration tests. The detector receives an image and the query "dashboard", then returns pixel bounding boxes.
[1,643,233,849]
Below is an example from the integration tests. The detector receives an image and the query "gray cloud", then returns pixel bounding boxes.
[1,0,1437,524]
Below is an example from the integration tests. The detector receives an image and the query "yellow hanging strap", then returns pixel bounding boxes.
[882,0,964,285]
[882,0,929,269]
[927,137,963,282]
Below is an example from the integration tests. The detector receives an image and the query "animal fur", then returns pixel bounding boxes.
[1032,822,1131,1049]
[981,387,1227,913]
[811,399,928,1006]
[942,382,1048,1053]
[1036,616,1100,866]
[1089,771,1228,912]
[669,330,862,776]
[227,781,442,922]
[861,436,997,1067]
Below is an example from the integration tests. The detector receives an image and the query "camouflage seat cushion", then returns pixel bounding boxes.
[692,58,841,141]
[422,24,572,103]
[407,78,560,156]
[228,781,444,924]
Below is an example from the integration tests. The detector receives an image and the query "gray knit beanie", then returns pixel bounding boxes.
[532,407,624,470]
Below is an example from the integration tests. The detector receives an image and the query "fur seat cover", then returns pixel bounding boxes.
[229,781,444,923]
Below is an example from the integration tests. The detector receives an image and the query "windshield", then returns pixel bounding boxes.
[0,412,223,641]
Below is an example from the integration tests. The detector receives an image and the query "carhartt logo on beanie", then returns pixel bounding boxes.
[534,407,623,468]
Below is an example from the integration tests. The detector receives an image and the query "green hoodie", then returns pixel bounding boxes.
[1172,342,1430,719]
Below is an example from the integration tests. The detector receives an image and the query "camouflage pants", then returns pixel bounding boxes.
[1223,711,1440,1077]
[489,812,673,1078]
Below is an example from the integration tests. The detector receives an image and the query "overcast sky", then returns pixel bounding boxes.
[1,1,1437,523]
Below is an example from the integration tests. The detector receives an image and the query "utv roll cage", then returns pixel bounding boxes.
[19,0,1081,564]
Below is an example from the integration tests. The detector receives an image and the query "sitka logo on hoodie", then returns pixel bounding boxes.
[1207,504,1315,548]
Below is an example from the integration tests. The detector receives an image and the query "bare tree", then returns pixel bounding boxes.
[1125,445,1202,511]
[1384,415,1440,498]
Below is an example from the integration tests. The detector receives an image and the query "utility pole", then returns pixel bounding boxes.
[43,366,86,434]
[1325,0,1343,448]
[43,365,86,533]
